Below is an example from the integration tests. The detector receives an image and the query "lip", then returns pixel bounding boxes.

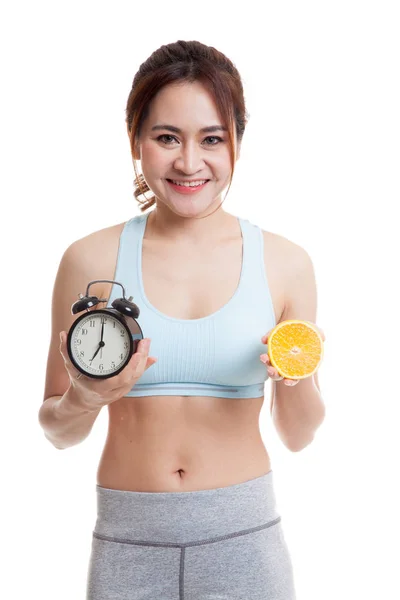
[166,179,209,194]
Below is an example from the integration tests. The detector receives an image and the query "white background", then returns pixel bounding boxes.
[1,1,399,598]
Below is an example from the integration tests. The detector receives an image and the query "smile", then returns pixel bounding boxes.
[166,179,209,194]
[168,179,209,187]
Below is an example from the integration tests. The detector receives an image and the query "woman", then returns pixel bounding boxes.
[39,40,326,600]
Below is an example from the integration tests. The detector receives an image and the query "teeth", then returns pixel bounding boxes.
[170,179,207,187]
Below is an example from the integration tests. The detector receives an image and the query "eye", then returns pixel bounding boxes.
[156,134,177,145]
[156,135,224,146]
[204,136,224,145]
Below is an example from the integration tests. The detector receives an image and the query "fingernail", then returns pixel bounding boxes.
[260,354,268,363]
[59,333,63,343]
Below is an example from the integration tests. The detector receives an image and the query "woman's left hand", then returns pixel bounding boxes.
[260,323,326,386]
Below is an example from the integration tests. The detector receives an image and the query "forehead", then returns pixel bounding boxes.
[146,81,222,129]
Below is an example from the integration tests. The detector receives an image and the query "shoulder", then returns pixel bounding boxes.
[43,220,127,402]
[63,220,126,294]
[67,220,126,265]
[70,220,126,256]
[260,227,317,316]
[260,227,311,269]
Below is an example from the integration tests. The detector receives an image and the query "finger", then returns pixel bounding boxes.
[265,363,285,379]
[131,338,150,358]
[271,373,284,381]
[260,350,301,385]
[261,331,272,344]
[260,353,271,365]
[59,332,81,378]
[129,338,151,376]
[264,363,283,381]
[59,331,69,362]
[263,361,292,383]
[271,370,281,379]
[138,341,158,372]
[59,331,64,354]
[270,372,298,385]
[284,379,299,386]
[260,354,280,380]
[145,355,157,370]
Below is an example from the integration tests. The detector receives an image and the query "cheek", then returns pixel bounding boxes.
[140,142,167,171]
[213,149,232,171]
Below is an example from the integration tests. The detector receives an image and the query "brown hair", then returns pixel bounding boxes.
[125,40,249,213]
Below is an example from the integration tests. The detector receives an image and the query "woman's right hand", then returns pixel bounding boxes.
[59,332,157,410]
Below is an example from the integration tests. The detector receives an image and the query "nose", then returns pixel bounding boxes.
[173,140,205,174]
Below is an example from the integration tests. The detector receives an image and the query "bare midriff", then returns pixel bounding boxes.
[96,394,271,492]
[93,212,284,493]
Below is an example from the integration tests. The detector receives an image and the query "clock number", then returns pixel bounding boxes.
[111,361,115,368]
[77,339,81,345]
[120,329,125,336]
[82,328,87,335]
[79,351,85,357]
[119,353,123,360]
[101,317,107,325]
[89,320,95,327]
[99,364,103,371]
[124,341,128,349]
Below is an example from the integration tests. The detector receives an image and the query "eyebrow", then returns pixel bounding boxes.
[151,124,227,134]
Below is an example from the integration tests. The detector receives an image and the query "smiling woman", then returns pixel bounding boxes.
[127,77,240,220]
[125,43,246,218]
[40,39,300,600]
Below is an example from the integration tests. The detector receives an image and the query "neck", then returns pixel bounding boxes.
[146,203,236,244]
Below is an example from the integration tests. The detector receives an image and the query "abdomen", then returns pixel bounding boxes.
[96,394,271,492]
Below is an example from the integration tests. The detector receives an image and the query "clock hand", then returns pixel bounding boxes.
[100,322,105,359]
[89,341,105,363]
[89,344,102,362]
[89,322,105,362]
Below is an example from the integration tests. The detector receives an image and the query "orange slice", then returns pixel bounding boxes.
[267,320,324,380]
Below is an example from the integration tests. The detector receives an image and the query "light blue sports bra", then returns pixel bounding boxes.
[106,211,276,399]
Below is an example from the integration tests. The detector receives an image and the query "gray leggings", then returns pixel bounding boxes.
[86,470,296,599]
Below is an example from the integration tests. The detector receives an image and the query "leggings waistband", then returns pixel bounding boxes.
[93,470,280,545]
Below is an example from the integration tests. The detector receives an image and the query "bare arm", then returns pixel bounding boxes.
[272,375,325,452]
[269,240,326,452]
[38,385,103,450]
[39,232,155,451]
[39,238,109,449]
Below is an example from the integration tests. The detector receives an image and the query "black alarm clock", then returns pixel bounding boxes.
[67,279,144,379]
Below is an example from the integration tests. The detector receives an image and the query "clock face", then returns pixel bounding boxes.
[68,310,134,378]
